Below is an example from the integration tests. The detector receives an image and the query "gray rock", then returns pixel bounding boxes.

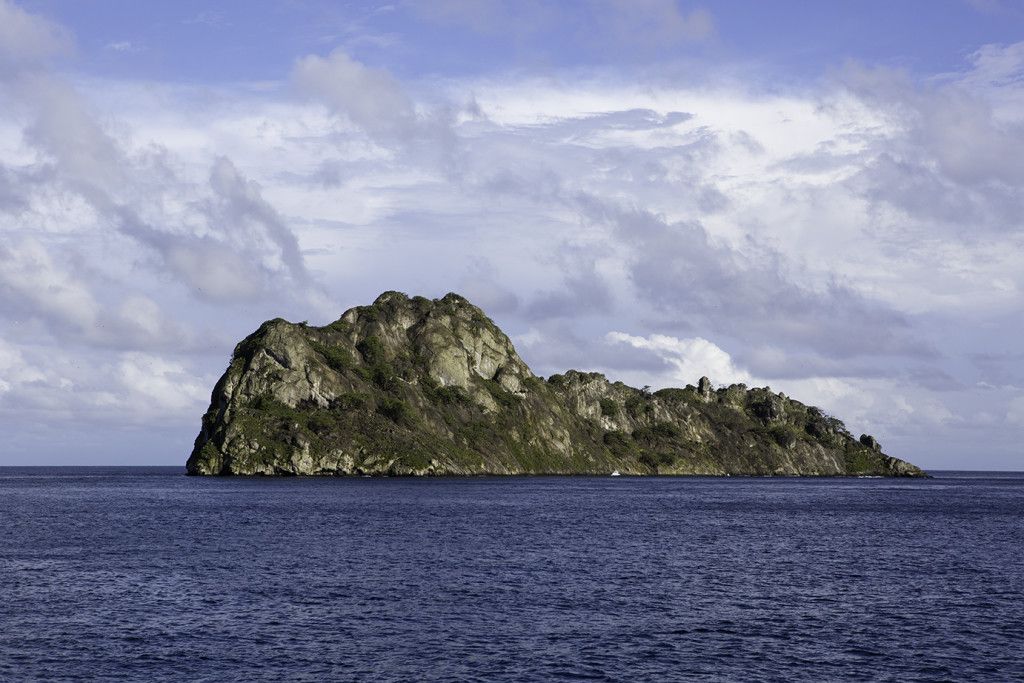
[698,376,713,400]
[860,434,882,452]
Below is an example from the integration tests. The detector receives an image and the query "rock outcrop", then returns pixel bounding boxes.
[187,292,926,477]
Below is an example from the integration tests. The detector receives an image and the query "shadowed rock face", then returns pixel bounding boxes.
[187,291,926,477]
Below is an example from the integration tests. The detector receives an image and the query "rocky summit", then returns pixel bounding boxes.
[187,292,926,477]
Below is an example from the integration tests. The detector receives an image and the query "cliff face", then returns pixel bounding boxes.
[187,291,926,477]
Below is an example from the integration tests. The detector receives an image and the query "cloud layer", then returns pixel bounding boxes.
[0,1,1022,468]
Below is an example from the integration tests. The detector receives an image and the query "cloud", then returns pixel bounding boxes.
[0,237,199,350]
[105,41,142,54]
[524,243,615,320]
[1,0,1022,468]
[0,165,29,212]
[292,48,422,145]
[837,58,1024,235]
[206,156,309,283]
[607,331,750,386]
[0,338,45,393]
[18,74,128,198]
[599,0,715,46]
[573,195,928,361]
[0,1,330,460]
[119,156,314,304]
[2,34,317,309]
[1007,395,1024,425]
[0,337,212,426]
[964,41,1024,89]
[183,10,228,27]
[0,238,101,335]
[116,352,210,416]
[0,0,71,75]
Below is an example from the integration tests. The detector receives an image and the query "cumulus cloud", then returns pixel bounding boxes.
[607,331,750,386]
[837,57,1024,234]
[574,196,928,360]
[293,49,419,144]
[2,41,318,309]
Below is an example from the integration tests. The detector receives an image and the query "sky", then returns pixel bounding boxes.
[0,0,1022,469]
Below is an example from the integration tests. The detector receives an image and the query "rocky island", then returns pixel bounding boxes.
[187,292,926,477]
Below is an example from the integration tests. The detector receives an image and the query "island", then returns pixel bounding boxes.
[187,291,926,477]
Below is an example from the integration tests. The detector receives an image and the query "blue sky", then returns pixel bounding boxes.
[23,0,1024,81]
[1,0,1023,469]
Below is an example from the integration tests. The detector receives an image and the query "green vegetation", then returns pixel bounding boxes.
[356,336,386,365]
[767,423,800,449]
[309,340,354,372]
[483,379,518,409]
[332,392,369,411]
[653,387,696,403]
[599,397,618,417]
[650,421,681,438]
[639,451,676,470]
[844,446,884,474]
[625,394,653,419]
[187,292,925,478]
[423,378,470,406]
[376,397,411,424]
[603,430,633,457]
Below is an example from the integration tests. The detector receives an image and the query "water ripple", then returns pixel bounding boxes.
[1,468,1023,681]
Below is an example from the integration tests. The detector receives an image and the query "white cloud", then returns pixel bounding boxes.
[117,352,209,415]
[0,238,100,334]
[602,329,961,447]
[292,49,420,145]
[0,338,45,392]
[606,331,751,387]
[104,40,141,54]
[1007,395,1024,425]
[0,0,71,74]
[0,338,213,427]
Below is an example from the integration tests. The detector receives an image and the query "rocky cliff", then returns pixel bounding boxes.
[187,292,926,477]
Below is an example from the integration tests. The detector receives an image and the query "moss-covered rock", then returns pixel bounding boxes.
[187,291,927,477]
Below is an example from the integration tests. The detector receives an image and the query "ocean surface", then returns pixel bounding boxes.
[1,469,1022,682]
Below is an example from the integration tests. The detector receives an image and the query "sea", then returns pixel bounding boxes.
[1,468,1022,682]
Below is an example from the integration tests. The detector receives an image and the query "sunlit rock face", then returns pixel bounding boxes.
[187,291,926,478]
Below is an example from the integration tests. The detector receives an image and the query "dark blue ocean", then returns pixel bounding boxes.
[1,469,1022,682]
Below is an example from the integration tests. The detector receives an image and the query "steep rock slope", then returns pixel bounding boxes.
[187,292,926,477]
